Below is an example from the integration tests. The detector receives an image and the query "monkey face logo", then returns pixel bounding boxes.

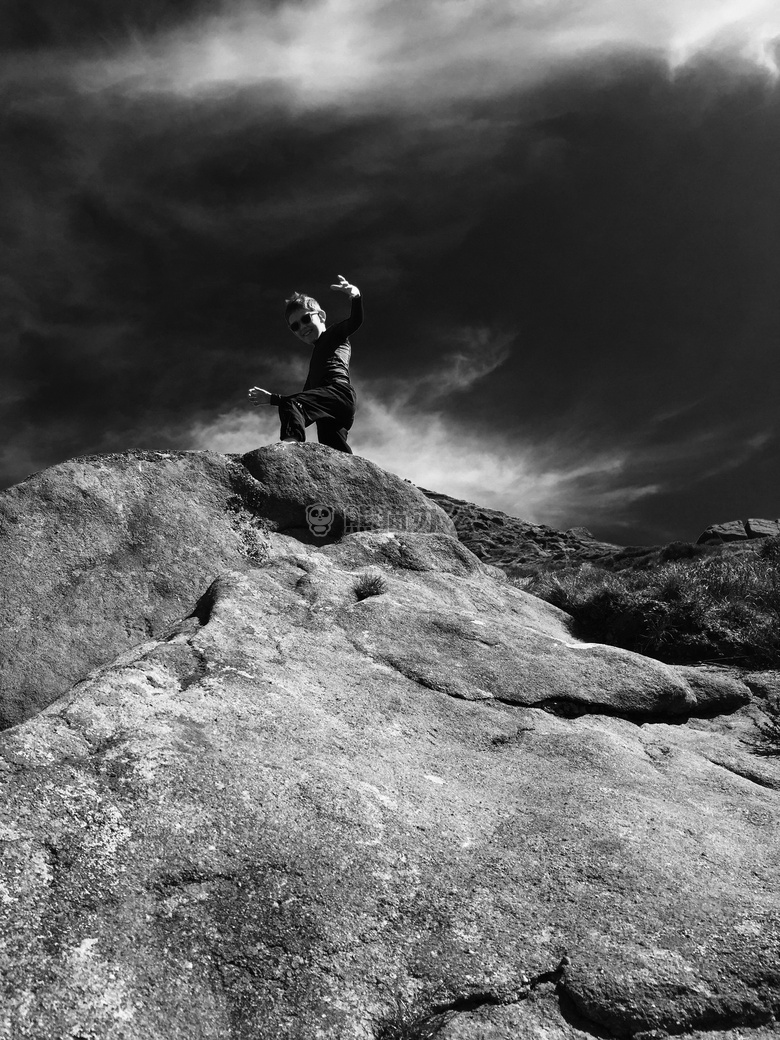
[306,502,335,537]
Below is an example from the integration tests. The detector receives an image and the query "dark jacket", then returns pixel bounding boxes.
[303,294,363,391]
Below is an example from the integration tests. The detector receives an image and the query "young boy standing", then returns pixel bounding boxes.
[249,274,362,453]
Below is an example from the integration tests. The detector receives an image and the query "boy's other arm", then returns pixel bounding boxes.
[248,386,280,405]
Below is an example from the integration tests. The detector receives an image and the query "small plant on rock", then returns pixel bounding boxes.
[373,989,454,1040]
[354,571,388,601]
[750,704,780,758]
[225,495,271,564]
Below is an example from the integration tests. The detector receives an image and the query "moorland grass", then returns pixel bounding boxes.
[519,537,780,668]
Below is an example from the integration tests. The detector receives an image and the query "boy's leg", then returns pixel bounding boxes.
[277,398,307,443]
[316,421,352,453]
[278,384,355,451]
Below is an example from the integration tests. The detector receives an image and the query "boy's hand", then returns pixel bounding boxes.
[330,274,360,298]
[248,386,274,405]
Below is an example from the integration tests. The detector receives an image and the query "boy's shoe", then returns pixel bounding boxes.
[280,438,300,444]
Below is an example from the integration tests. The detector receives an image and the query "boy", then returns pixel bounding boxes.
[249,274,362,453]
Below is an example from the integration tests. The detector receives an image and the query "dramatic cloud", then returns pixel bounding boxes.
[1,0,779,543]
[60,0,780,107]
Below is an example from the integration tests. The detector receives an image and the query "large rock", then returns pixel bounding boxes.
[2,524,778,1040]
[696,520,749,544]
[242,443,454,542]
[327,532,748,720]
[418,487,622,572]
[746,518,780,539]
[0,450,273,729]
[0,447,451,729]
[697,519,780,545]
[694,520,777,544]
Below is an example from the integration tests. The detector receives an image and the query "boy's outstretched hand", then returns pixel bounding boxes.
[248,386,274,405]
[330,274,360,298]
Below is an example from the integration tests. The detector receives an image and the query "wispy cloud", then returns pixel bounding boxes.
[182,386,661,534]
[425,327,514,400]
[186,404,280,456]
[347,389,663,530]
[63,0,780,107]
[371,326,515,406]
[695,428,776,480]
[180,379,776,539]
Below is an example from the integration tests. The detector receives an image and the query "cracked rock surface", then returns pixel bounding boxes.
[0,446,452,728]
[1,448,779,1039]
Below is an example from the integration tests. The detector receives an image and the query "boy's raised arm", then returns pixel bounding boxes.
[330,274,360,298]
[330,274,363,336]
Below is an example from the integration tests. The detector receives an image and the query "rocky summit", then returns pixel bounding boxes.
[1,447,779,1040]
[0,446,452,730]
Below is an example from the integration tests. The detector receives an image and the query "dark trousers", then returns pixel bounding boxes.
[277,382,356,454]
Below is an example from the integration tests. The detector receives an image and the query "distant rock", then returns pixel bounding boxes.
[697,520,749,543]
[564,525,596,540]
[746,518,780,539]
[697,518,780,544]
[418,488,622,573]
[423,491,780,576]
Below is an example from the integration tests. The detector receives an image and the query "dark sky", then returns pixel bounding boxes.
[2,0,779,544]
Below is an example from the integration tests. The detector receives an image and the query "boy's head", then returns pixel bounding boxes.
[284,291,326,344]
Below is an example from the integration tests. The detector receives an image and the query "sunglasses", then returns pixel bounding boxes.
[288,311,321,333]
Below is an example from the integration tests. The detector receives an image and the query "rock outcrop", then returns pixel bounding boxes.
[418,488,623,572]
[697,518,780,544]
[1,448,779,1039]
[426,490,780,575]
[242,447,453,543]
[417,488,678,574]
[0,446,452,729]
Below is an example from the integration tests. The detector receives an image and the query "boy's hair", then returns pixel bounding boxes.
[285,291,325,323]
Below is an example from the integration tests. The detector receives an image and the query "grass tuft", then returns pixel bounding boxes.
[750,706,780,758]
[373,989,454,1040]
[354,571,388,601]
